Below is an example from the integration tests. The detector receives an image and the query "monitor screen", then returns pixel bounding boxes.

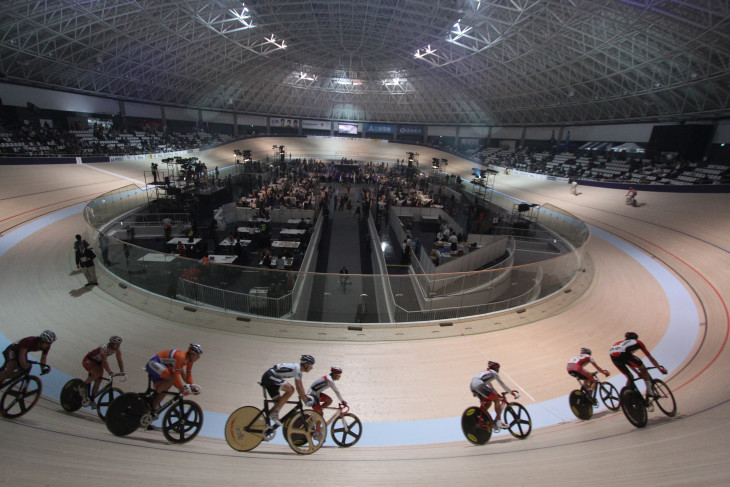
[338,123,358,135]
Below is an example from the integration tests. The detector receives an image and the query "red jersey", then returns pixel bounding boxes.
[9,336,50,357]
[610,339,648,357]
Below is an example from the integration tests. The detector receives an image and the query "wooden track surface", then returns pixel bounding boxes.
[1,139,729,485]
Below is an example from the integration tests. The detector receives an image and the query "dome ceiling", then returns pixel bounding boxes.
[1,0,729,125]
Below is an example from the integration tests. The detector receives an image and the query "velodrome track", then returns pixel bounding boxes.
[1,139,729,485]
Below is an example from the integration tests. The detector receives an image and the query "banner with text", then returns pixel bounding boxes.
[301,119,331,131]
[398,125,424,135]
[365,123,394,134]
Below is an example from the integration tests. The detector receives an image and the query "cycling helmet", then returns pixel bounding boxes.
[487,360,500,372]
[581,347,592,355]
[300,354,315,365]
[188,343,203,355]
[330,366,343,375]
[625,332,639,340]
[39,330,57,343]
[109,335,123,344]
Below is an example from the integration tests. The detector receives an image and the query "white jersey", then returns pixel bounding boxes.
[307,374,344,403]
[269,362,303,380]
[472,369,510,393]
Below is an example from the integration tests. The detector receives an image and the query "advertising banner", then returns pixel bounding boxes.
[365,123,394,134]
[398,125,424,135]
[270,118,299,129]
[301,119,330,130]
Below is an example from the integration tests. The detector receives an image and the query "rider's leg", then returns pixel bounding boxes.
[636,364,653,395]
[0,359,20,384]
[152,377,174,410]
[274,382,294,414]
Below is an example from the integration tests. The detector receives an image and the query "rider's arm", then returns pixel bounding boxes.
[101,354,113,375]
[492,372,511,394]
[115,350,125,374]
[638,341,666,373]
[295,378,308,402]
[590,358,610,376]
[328,377,345,403]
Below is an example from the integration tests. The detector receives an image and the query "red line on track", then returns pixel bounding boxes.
[589,218,730,392]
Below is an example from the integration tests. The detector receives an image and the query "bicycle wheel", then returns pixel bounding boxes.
[163,399,204,444]
[568,390,593,420]
[105,393,147,437]
[0,375,42,419]
[224,406,266,452]
[651,379,677,417]
[330,412,362,447]
[599,382,621,411]
[60,378,85,413]
[619,387,647,428]
[504,403,532,439]
[96,387,123,421]
[461,406,492,445]
[284,409,326,454]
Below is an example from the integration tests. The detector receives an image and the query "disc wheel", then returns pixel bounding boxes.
[96,387,123,421]
[651,379,677,417]
[330,412,362,447]
[224,406,266,452]
[284,409,326,454]
[504,403,532,439]
[569,390,593,420]
[163,399,203,444]
[461,406,492,445]
[0,375,42,419]
[60,378,85,413]
[105,393,147,437]
[599,382,621,411]
[619,387,647,428]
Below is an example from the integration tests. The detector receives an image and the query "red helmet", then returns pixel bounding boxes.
[488,361,500,372]
[331,366,343,375]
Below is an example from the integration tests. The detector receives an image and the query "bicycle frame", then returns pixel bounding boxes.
[243,386,306,434]
[320,403,351,427]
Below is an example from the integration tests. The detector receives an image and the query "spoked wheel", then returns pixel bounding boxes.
[461,406,492,445]
[284,409,326,454]
[599,382,621,411]
[105,393,147,436]
[60,378,85,413]
[0,375,42,419]
[651,379,677,417]
[569,390,593,420]
[162,399,203,444]
[96,387,123,421]
[504,403,532,439]
[620,387,647,428]
[225,406,267,452]
[330,412,362,447]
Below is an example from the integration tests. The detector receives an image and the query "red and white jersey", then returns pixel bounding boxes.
[307,374,344,402]
[610,339,648,357]
[85,344,115,363]
[472,369,510,392]
[567,354,595,367]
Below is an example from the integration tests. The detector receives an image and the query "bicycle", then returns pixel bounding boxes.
[568,372,620,420]
[461,392,532,445]
[619,366,677,428]
[104,376,204,444]
[317,402,362,447]
[224,383,326,455]
[60,373,126,421]
[0,360,46,419]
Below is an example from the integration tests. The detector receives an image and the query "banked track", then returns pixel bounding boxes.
[1,141,729,486]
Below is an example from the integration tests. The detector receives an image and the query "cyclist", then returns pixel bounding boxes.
[261,354,315,426]
[0,330,55,386]
[470,361,520,430]
[307,365,347,412]
[610,332,667,396]
[79,336,127,404]
[144,344,202,412]
[567,348,610,404]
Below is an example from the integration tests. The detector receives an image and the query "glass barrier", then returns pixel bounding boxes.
[84,183,588,324]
